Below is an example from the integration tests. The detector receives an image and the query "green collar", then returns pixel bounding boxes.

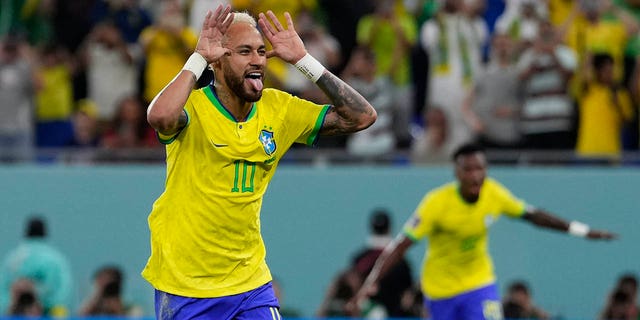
[204,85,256,122]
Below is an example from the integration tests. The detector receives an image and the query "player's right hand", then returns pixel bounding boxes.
[195,5,233,63]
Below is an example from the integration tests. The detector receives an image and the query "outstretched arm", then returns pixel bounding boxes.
[258,11,377,136]
[522,208,617,240]
[147,5,233,135]
[346,234,414,316]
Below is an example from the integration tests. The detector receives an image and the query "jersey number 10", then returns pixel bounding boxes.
[231,160,256,193]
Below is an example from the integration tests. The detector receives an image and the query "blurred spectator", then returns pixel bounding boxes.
[516,20,577,150]
[187,0,229,33]
[576,53,633,161]
[6,278,43,317]
[319,0,374,74]
[101,95,157,148]
[69,99,100,148]
[562,0,639,93]
[232,0,316,21]
[616,0,640,149]
[33,43,75,148]
[502,280,550,319]
[600,274,639,320]
[350,208,414,317]
[65,100,100,164]
[462,33,522,149]
[52,0,96,54]
[79,20,136,123]
[0,34,35,162]
[601,289,637,320]
[398,283,427,318]
[494,0,546,55]
[0,0,54,46]
[613,273,639,316]
[342,46,395,158]
[79,265,142,317]
[0,216,73,317]
[548,0,578,28]
[357,0,417,148]
[410,106,455,164]
[420,0,488,153]
[139,0,197,104]
[90,0,152,46]
[316,267,366,317]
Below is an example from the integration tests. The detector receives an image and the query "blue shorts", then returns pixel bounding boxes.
[425,283,503,320]
[155,282,281,320]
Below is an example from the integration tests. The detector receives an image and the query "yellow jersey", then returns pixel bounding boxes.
[576,83,633,158]
[142,86,329,298]
[404,178,526,299]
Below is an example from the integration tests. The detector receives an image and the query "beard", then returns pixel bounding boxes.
[221,63,263,103]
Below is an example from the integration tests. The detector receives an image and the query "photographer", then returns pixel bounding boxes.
[78,265,125,316]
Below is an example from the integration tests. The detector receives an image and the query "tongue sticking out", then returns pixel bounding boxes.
[247,78,263,91]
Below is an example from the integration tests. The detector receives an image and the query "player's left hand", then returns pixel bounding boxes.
[587,229,618,240]
[258,11,307,64]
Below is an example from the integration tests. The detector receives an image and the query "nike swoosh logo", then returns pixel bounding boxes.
[210,139,228,148]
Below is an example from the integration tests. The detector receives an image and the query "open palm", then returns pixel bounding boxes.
[258,11,306,64]
[196,5,234,63]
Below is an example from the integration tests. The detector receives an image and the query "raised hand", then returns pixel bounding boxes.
[587,229,618,240]
[196,5,234,63]
[257,11,307,64]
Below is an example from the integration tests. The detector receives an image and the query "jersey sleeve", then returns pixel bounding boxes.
[280,92,330,146]
[156,92,195,144]
[491,180,527,218]
[403,192,437,241]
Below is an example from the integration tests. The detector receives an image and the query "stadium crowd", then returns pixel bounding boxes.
[0,0,640,165]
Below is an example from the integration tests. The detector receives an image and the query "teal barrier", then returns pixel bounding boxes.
[0,165,637,319]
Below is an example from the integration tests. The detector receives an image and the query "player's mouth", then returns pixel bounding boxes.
[245,71,264,91]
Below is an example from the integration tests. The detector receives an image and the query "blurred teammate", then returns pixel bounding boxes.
[350,143,616,320]
[141,5,376,320]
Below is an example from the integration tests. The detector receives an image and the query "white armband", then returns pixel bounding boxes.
[182,52,208,80]
[294,53,326,83]
[568,221,590,237]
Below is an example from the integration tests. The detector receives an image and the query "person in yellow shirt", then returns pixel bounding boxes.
[139,0,198,104]
[349,143,616,320]
[576,53,634,161]
[561,0,639,96]
[142,4,376,319]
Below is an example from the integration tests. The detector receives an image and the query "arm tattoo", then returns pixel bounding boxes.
[316,72,375,135]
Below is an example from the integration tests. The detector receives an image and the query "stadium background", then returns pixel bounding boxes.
[0,164,637,319]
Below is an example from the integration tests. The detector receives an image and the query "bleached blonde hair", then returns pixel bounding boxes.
[231,11,257,27]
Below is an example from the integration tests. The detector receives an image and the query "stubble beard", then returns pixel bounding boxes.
[222,64,262,103]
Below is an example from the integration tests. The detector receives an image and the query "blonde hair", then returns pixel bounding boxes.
[231,11,257,27]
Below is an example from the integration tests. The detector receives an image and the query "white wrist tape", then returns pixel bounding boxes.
[183,52,208,80]
[294,53,325,83]
[568,221,590,237]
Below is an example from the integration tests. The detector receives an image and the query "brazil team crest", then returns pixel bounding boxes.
[259,130,276,156]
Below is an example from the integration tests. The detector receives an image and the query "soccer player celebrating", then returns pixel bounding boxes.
[142,5,376,319]
[349,143,616,320]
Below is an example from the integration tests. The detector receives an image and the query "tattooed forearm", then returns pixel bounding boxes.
[316,71,377,135]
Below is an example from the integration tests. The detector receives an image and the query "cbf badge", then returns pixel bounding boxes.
[259,130,276,156]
